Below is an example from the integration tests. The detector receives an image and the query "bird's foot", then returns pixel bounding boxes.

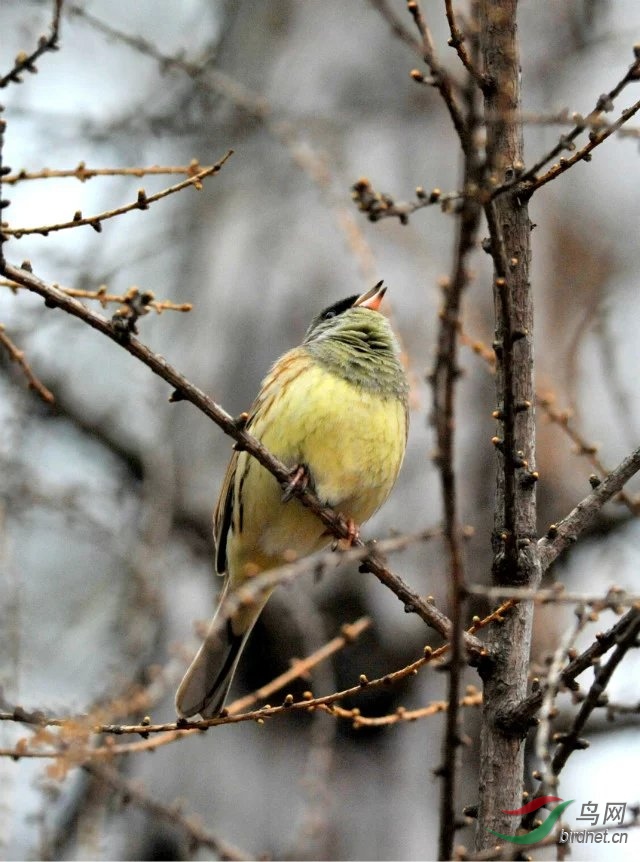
[331,518,360,550]
[282,463,312,503]
[344,517,359,546]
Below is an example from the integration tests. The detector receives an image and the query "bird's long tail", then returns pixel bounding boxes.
[175,584,272,719]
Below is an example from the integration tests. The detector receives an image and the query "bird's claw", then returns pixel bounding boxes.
[282,464,311,503]
[331,518,360,550]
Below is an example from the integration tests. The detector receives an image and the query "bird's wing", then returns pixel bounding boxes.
[213,449,238,576]
[213,347,309,576]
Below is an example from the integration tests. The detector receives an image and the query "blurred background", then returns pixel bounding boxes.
[1,1,639,859]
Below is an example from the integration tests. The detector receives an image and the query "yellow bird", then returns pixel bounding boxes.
[176,282,409,718]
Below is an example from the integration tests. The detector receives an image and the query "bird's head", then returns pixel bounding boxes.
[302,281,407,399]
[303,280,389,347]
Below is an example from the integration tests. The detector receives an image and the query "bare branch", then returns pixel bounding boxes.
[406,1,468,149]
[3,155,233,237]
[0,601,516,761]
[539,444,640,570]
[85,763,250,861]
[466,583,640,609]
[521,108,640,140]
[498,607,640,736]
[0,323,54,403]
[331,686,483,728]
[493,51,640,198]
[2,279,192,314]
[0,0,63,89]
[351,176,462,224]
[528,93,640,195]
[3,160,208,185]
[368,0,424,58]
[431,60,483,860]
[444,0,487,88]
[551,610,640,775]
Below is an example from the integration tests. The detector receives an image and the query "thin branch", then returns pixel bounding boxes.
[550,610,640,776]
[538,444,640,571]
[85,763,250,861]
[0,0,63,89]
[0,602,516,760]
[498,607,640,735]
[67,3,377,282]
[528,94,640,195]
[432,57,483,860]
[492,51,640,197]
[2,279,192,314]
[368,0,424,58]
[330,686,483,728]
[406,1,468,151]
[227,617,371,715]
[3,160,208,185]
[3,156,233,237]
[444,0,487,88]
[535,606,590,794]
[0,323,54,403]
[466,583,640,610]
[521,108,640,140]
[351,177,462,224]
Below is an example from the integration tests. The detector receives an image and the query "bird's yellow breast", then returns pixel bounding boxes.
[227,348,407,580]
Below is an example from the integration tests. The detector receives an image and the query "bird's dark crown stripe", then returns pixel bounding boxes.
[319,294,359,319]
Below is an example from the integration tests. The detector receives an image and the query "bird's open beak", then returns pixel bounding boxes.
[354,280,387,311]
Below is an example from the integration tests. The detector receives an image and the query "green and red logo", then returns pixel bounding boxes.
[488,796,574,845]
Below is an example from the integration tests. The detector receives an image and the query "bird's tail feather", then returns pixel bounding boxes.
[175,588,270,719]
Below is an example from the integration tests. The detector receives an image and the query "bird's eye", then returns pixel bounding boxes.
[323,311,336,320]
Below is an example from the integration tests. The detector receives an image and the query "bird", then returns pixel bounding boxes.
[175,281,409,719]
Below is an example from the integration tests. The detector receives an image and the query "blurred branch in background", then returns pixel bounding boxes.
[2,0,640,859]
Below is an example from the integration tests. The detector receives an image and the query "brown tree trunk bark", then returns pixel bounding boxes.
[475,0,541,850]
